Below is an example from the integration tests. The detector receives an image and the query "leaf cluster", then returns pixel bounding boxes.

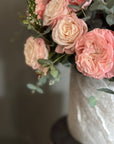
[23,0,54,46]
[27,76,47,94]
[89,0,114,26]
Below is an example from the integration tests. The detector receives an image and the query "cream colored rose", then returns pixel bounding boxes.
[24,37,49,75]
[43,0,69,26]
[52,13,88,54]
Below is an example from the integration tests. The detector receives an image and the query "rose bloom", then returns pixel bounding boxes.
[52,13,88,54]
[43,0,69,27]
[35,0,50,19]
[75,28,114,79]
[69,0,92,11]
[24,37,49,75]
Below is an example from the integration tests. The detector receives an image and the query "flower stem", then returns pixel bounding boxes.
[53,54,66,64]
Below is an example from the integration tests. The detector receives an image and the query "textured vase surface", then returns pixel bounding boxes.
[68,67,114,144]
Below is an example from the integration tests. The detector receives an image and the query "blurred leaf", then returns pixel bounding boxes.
[50,65,59,78]
[27,83,36,90]
[55,74,61,82]
[106,14,114,26]
[38,76,47,86]
[36,87,43,94]
[110,6,114,14]
[38,59,52,67]
[42,26,51,35]
[97,88,114,94]
[89,96,97,108]
[49,80,55,86]
[107,0,114,9]
[90,1,110,14]
[68,4,81,9]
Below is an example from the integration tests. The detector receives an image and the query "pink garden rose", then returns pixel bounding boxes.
[24,37,49,75]
[75,28,114,79]
[35,0,50,19]
[52,13,88,54]
[43,0,70,27]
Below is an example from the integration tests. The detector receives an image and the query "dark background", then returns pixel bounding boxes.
[0,0,70,144]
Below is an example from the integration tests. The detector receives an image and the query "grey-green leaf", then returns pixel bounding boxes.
[42,26,51,35]
[68,4,81,9]
[107,0,114,9]
[27,83,36,90]
[38,76,47,86]
[89,96,97,108]
[49,80,55,86]
[38,59,52,67]
[55,74,61,82]
[90,1,110,14]
[106,14,114,26]
[97,88,114,94]
[50,65,59,78]
[36,87,43,94]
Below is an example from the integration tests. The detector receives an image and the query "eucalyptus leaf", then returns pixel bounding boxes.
[50,65,59,78]
[49,80,55,86]
[107,0,114,9]
[97,88,114,94]
[55,74,61,82]
[106,14,114,26]
[42,26,51,35]
[38,59,52,67]
[90,1,110,14]
[38,76,47,86]
[27,83,36,90]
[68,4,81,10]
[110,6,114,14]
[36,87,43,94]
[89,96,97,108]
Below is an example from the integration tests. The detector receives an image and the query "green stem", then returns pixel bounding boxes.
[33,28,50,43]
[53,54,66,64]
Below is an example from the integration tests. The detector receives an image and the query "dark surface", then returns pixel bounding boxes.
[50,116,81,144]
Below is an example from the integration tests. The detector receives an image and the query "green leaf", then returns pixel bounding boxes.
[89,96,97,108]
[36,87,43,94]
[49,80,55,86]
[50,65,59,78]
[90,1,110,14]
[110,6,114,14]
[97,88,114,94]
[68,4,81,9]
[27,83,36,90]
[42,26,51,35]
[38,76,47,86]
[107,0,114,9]
[38,59,52,67]
[106,14,114,26]
[55,74,61,82]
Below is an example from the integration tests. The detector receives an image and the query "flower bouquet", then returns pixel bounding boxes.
[23,0,114,105]
[22,0,114,143]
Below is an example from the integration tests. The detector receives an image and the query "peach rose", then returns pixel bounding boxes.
[52,13,88,54]
[35,0,50,19]
[75,28,114,79]
[69,0,92,9]
[43,0,69,27]
[24,37,49,75]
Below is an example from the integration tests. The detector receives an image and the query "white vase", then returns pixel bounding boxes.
[68,67,114,144]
